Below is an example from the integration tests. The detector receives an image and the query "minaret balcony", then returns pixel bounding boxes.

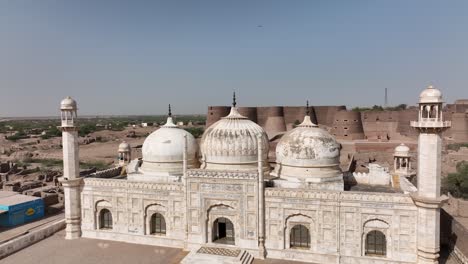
[61,120,76,128]
[410,120,451,128]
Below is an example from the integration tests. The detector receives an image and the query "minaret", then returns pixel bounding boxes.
[410,85,451,264]
[59,96,83,240]
[118,141,131,166]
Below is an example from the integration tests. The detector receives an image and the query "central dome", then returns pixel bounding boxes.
[200,106,269,171]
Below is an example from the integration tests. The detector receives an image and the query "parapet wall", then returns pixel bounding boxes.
[84,166,123,179]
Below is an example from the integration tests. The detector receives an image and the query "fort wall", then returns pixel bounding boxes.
[283,106,318,129]
[330,110,365,140]
[206,106,230,127]
[205,104,468,142]
[237,107,258,123]
[449,112,468,142]
[397,108,419,138]
[313,106,346,126]
[262,107,287,137]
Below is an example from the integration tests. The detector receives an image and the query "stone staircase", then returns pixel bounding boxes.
[181,246,254,264]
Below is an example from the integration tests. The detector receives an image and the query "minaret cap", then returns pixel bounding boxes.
[60,96,77,111]
[225,91,246,119]
[419,85,443,103]
[298,100,317,127]
[163,104,177,128]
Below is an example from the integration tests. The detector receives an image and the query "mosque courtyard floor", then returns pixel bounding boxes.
[1,229,308,264]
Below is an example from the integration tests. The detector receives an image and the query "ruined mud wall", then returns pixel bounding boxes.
[330,110,365,140]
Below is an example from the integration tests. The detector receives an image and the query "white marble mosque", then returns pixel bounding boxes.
[59,86,450,264]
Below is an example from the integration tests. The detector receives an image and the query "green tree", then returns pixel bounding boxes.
[442,161,468,199]
[292,120,301,128]
[184,127,205,138]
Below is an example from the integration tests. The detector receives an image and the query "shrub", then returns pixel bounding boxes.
[442,161,468,199]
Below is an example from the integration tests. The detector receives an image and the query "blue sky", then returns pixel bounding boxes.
[1,0,467,116]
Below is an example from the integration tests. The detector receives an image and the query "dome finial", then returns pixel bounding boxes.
[168,104,172,117]
[306,100,310,116]
[232,91,237,107]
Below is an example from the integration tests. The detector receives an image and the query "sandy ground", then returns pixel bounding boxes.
[0,127,156,165]
[2,229,310,264]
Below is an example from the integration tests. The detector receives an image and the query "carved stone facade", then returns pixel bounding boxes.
[265,189,417,263]
[80,178,186,248]
[79,174,419,263]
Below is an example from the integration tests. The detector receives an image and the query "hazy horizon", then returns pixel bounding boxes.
[1,1,467,117]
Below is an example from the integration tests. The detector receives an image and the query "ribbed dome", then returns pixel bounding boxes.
[200,107,269,171]
[140,116,199,175]
[273,115,343,190]
[394,143,410,157]
[419,85,443,103]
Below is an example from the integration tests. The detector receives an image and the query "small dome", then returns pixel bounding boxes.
[118,141,131,152]
[60,96,77,110]
[276,115,340,168]
[394,143,410,157]
[419,85,443,103]
[200,106,269,171]
[140,116,199,175]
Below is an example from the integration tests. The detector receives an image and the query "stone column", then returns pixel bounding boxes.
[257,134,266,259]
[60,177,83,239]
[183,135,189,246]
[411,131,448,263]
[60,127,83,240]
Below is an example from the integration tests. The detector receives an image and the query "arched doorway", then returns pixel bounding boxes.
[150,213,166,235]
[365,230,386,256]
[290,224,310,248]
[212,217,234,245]
[99,209,113,230]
